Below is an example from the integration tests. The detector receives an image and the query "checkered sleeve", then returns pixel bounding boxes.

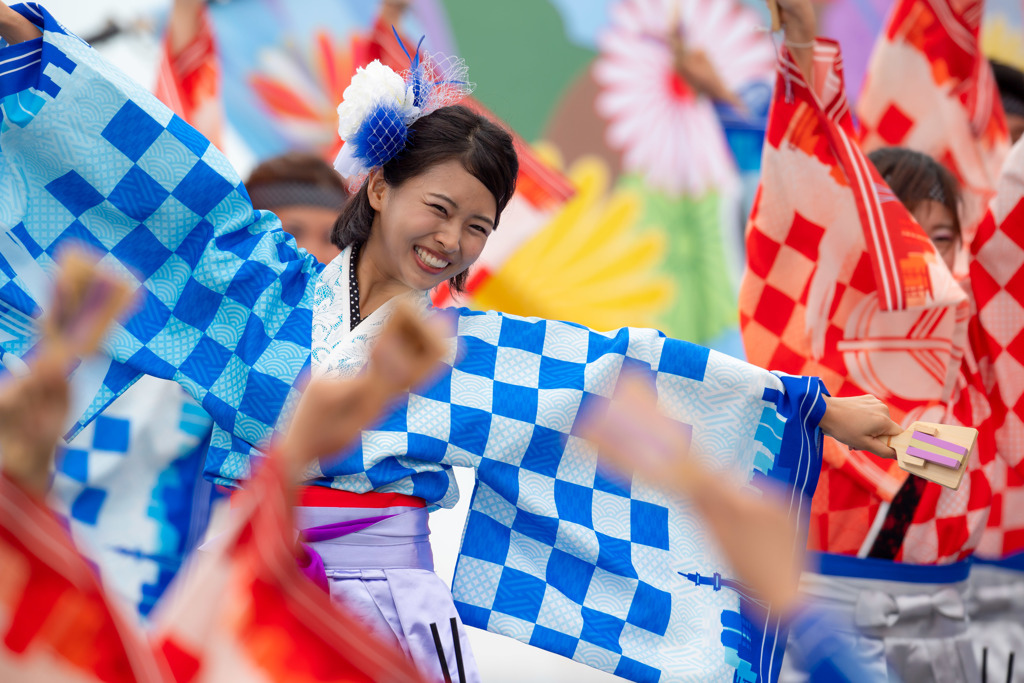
[973,139,1024,479]
[50,377,217,618]
[313,306,827,678]
[856,0,1008,239]
[433,310,828,681]
[742,39,979,560]
[0,4,318,457]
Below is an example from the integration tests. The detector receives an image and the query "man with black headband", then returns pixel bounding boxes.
[246,152,349,265]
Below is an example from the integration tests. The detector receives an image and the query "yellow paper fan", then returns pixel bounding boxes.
[472,157,674,331]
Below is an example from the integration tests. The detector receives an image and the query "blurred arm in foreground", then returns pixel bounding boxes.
[0,252,438,682]
[580,375,888,682]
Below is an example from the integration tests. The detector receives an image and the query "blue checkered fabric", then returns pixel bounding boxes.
[0,7,830,680]
[357,313,827,681]
[51,377,217,618]
[0,4,319,487]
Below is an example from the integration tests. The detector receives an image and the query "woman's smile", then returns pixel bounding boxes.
[413,245,451,273]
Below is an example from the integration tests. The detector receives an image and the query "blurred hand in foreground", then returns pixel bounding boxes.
[580,374,804,614]
[280,302,446,476]
[1,248,134,494]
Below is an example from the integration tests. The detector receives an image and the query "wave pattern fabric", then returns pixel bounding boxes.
[0,6,828,681]
[50,377,216,619]
[0,4,321,487]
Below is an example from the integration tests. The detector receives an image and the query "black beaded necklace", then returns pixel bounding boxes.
[349,242,362,331]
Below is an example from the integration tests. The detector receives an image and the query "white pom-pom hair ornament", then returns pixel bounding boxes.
[336,60,419,142]
[333,31,474,188]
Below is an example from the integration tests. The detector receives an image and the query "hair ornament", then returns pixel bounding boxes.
[334,29,474,187]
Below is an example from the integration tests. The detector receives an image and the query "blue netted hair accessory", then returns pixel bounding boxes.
[334,31,474,188]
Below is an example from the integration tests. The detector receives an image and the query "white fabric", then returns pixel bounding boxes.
[310,246,431,381]
[780,571,979,683]
[967,564,1024,683]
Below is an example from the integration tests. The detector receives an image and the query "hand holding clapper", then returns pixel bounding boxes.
[888,422,978,490]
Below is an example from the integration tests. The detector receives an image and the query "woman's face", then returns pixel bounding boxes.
[913,199,959,272]
[366,159,496,292]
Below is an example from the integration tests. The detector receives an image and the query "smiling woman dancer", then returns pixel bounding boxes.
[0,4,903,681]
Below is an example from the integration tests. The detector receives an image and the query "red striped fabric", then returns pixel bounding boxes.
[857,0,1009,247]
[741,40,977,563]
[0,474,169,681]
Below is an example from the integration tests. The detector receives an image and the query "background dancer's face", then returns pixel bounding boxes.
[867,147,962,274]
[246,151,347,266]
[365,159,496,292]
[276,205,342,265]
[912,200,959,272]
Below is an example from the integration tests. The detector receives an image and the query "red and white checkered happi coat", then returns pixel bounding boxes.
[856,0,1024,563]
[741,41,998,564]
[858,0,1009,245]
[971,140,1024,559]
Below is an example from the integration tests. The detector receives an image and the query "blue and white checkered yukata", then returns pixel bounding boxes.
[0,5,830,681]
[50,376,217,620]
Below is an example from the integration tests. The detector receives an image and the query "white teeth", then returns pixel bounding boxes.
[415,246,449,269]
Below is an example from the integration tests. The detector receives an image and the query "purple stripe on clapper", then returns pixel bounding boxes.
[907,446,960,469]
[912,431,967,455]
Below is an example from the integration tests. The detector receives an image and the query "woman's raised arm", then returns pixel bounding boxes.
[0,2,40,43]
[0,3,320,450]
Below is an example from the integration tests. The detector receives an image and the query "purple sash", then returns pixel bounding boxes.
[297,514,397,592]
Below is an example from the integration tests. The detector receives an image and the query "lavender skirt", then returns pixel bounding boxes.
[295,505,479,683]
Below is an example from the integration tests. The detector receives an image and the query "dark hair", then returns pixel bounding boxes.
[245,152,348,211]
[332,105,519,292]
[867,147,962,237]
[991,60,1024,116]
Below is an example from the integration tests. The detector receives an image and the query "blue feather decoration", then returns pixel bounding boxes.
[392,27,431,109]
[351,102,409,168]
